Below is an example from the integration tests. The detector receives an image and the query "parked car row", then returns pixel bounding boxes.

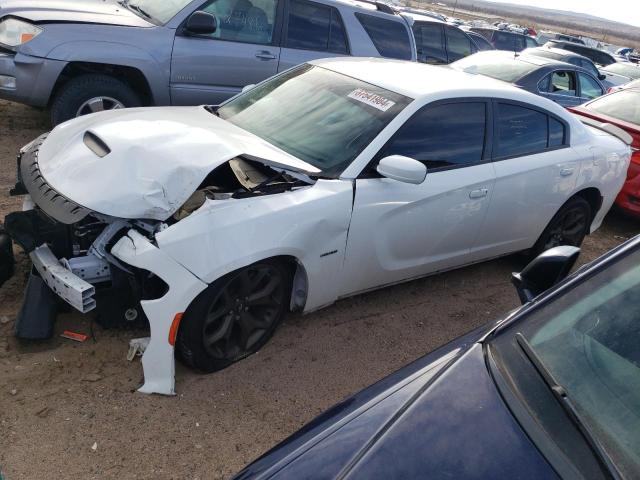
[0,0,487,125]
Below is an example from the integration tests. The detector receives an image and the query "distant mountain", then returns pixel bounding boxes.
[430,0,640,46]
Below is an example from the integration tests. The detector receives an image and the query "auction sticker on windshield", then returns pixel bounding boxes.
[348,88,396,112]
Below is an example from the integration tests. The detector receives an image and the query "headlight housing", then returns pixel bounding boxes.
[0,18,43,47]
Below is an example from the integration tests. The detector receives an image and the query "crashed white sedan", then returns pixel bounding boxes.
[5,58,631,395]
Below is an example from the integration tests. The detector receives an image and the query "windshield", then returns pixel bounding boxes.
[603,63,640,80]
[121,0,192,24]
[217,65,411,177]
[587,90,640,125]
[514,247,640,478]
[451,55,538,83]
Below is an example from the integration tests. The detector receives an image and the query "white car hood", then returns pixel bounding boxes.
[36,106,320,221]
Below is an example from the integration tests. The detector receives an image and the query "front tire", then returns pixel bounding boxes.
[176,260,291,373]
[50,74,141,126]
[532,196,591,257]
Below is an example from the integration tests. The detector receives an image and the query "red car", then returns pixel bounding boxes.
[569,86,640,217]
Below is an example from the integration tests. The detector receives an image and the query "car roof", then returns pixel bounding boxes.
[528,47,589,60]
[311,56,536,99]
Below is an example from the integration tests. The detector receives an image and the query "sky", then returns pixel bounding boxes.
[485,0,640,27]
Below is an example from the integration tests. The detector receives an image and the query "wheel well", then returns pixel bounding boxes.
[573,188,603,225]
[50,62,153,107]
[265,255,308,312]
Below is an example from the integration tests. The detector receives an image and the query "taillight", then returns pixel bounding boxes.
[627,151,640,180]
[607,87,615,94]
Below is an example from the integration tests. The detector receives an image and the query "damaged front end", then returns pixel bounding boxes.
[5,129,316,394]
[6,134,171,338]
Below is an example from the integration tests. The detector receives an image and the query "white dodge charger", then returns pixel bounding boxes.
[6,58,631,395]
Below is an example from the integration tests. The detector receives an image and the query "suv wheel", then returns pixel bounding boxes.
[50,74,141,126]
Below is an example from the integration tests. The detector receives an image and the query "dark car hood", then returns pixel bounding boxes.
[236,340,557,480]
[0,0,152,27]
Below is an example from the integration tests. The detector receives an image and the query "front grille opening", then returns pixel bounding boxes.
[83,131,111,158]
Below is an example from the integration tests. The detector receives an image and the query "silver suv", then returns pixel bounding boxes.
[0,0,419,125]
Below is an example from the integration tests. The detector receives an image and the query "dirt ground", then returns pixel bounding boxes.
[0,100,637,479]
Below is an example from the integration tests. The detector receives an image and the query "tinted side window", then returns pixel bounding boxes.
[381,102,486,169]
[445,27,473,61]
[203,0,277,44]
[579,59,600,78]
[496,103,548,158]
[492,31,515,50]
[412,22,446,64]
[579,72,603,100]
[286,0,348,53]
[549,117,566,147]
[355,13,412,60]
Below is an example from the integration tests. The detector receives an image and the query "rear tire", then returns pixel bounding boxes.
[176,260,291,373]
[531,196,591,258]
[50,74,141,126]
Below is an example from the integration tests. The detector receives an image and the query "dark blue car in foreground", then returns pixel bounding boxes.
[235,237,640,479]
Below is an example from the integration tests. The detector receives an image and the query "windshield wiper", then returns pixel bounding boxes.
[119,1,155,22]
[515,333,623,480]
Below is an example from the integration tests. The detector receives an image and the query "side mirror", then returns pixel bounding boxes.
[185,11,217,35]
[598,73,607,81]
[376,155,427,185]
[241,84,255,93]
[512,246,580,304]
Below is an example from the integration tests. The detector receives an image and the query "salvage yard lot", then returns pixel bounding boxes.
[0,99,637,479]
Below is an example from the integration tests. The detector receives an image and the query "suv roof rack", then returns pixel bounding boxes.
[355,0,397,15]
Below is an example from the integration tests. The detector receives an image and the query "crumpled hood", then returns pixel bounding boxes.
[35,106,320,221]
[0,0,152,27]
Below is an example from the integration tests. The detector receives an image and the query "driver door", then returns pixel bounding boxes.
[340,100,496,296]
[170,0,284,105]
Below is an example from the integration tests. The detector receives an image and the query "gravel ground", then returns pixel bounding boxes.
[0,100,637,479]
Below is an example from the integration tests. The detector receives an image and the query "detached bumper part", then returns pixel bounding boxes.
[112,230,207,395]
[15,272,58,340]
[30,244,96,313]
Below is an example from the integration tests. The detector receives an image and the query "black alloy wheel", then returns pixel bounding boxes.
[177,260,290,372]
[533,196,591,256]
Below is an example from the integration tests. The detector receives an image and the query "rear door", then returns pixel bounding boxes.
[413,21,447,64]
[171,0,283,105]
[341,100,496,295]
[277,0,349,72]
[472,101,579,259]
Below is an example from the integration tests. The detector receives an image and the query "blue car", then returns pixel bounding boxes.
[234,238,640,479]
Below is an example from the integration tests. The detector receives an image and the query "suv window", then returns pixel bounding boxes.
[203,0,277,44]
[379,102,487,169]
[445,26,474,62]
[286,0,348,53]
[579,73,603,100]
[355,13,412,60]
[496,103,548,158]
[525,36,538,48]
[412,22,446,64]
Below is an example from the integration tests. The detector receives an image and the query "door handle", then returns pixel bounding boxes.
[255,51,277,60]
[469,188,488,199]
[560,168,574,177]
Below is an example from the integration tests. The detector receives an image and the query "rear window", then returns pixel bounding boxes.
[587,90,640,125]
[355,13,412,60]
[493,31,524,51]
[453,56,538,83]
